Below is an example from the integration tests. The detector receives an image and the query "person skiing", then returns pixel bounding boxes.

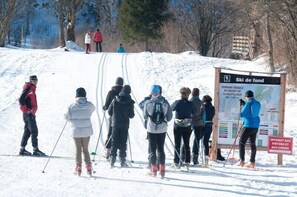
[102,77,124,159]
[108,85,135,167]
[139,86,163,169]
[143,85,172,177]
[117,43,125,53]
[190,88,205,165]
[18,75,45,156]
[237,90,261,168]
[171,87,195,169]
[85,31,91,54]
[65,87,95,176]
[93,29,103,52]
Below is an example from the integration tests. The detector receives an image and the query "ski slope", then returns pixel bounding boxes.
[0,47,296,197]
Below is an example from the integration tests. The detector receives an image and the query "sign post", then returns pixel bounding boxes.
[211,67,287,165]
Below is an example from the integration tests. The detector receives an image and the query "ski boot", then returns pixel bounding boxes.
[19,148,32,156]
[86,164,92,176]
[192,154,199,165]
[245,162,255,168]
[121,159,128,168]
[151,165,158,177]
[110,156,116,168]
[33,148,46,156]
[75,164,82,176]
[159,164,165,178]
[236,160,244,167]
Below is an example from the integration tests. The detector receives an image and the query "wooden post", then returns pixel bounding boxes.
[211,68,221,161]
[277,73,287,165]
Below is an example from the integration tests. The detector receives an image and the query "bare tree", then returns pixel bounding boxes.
[0,0,18,47]
[173,0,237,56]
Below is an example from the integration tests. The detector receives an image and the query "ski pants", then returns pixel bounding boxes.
[239,127,258,162]
[148,132,166,166]
[74,137,91,165]
[110,127,128,162]
[203,123,213,156]
[21,113,38,149]
[95,41,102,52]
[192,126,204,155]
[173,126,192,164]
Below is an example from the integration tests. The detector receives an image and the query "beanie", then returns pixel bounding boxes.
[245,90,254,98]
[29,75,38,82]
[192,88,199,97]
[115,77,124,86]
[122,85,131,94]
[76,87,86,98]
[151,85,160,95]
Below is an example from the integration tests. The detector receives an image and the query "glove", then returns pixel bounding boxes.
[239,99,246,106]
[102,106,107,111]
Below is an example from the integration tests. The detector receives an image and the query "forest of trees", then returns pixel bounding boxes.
[0,0,296,88]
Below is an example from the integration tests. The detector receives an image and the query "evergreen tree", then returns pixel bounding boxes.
[118,0,169,51]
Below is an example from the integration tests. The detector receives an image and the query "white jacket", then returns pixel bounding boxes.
[65,98,95,138]
[85,33,91,44]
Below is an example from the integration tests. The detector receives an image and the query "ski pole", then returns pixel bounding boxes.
[91,111,106,156]
[223,130,241,167]
[92,132,112,162]
[166,132,182,165]
[42,122,67,173]
[128,132,134,163]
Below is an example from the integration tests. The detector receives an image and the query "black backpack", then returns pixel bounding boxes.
[150,102,165,125]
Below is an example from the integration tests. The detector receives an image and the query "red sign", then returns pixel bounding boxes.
[268,136,293,155]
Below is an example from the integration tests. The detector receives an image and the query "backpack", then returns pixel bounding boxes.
[150,102,165,125]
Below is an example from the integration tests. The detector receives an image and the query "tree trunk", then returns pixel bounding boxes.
[56,2,65,47]
[252,20,263,57]
[66,9,76,42]
[0,1,17,47]
[266,13,275,73]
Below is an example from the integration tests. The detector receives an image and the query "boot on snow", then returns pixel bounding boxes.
[75,164,82,176]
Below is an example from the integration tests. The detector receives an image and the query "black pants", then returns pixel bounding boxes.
[203,123,213,156]
[148,132,166,166]
[95,42,102,52]
[192,126,204,155]
[173,126,192,163]
[21,113,38,148]
[239,127,258,162]
[110,127,128,161]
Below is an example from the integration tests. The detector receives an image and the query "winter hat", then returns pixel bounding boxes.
[202,95,212,103]
[76,87,86,98]
[115,77,124,86]
[192,88,199,97]
[29,75,38,82]
[245,90,254,98]
[122,85,131,94]
[150,85,160,95]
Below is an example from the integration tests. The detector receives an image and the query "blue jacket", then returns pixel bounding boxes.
[117,47,125,53]
[240,98,261,128]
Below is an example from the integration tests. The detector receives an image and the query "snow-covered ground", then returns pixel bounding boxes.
[0,47,296,197]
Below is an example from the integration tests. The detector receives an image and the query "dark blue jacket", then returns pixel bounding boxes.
[171,98,195,127]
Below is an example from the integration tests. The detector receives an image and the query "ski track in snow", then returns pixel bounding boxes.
[0,48,297,197]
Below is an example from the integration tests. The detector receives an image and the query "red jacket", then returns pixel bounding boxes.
[19,82,38,115]
[93,31,103,42]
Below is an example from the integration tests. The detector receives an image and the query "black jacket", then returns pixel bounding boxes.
[108,92,135,129]
[103,85,122,110]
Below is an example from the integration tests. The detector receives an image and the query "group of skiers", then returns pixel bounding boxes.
[84,29,125,54]
[18,75,260,177]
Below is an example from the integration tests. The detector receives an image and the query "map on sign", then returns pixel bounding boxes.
[217,73,281,147]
